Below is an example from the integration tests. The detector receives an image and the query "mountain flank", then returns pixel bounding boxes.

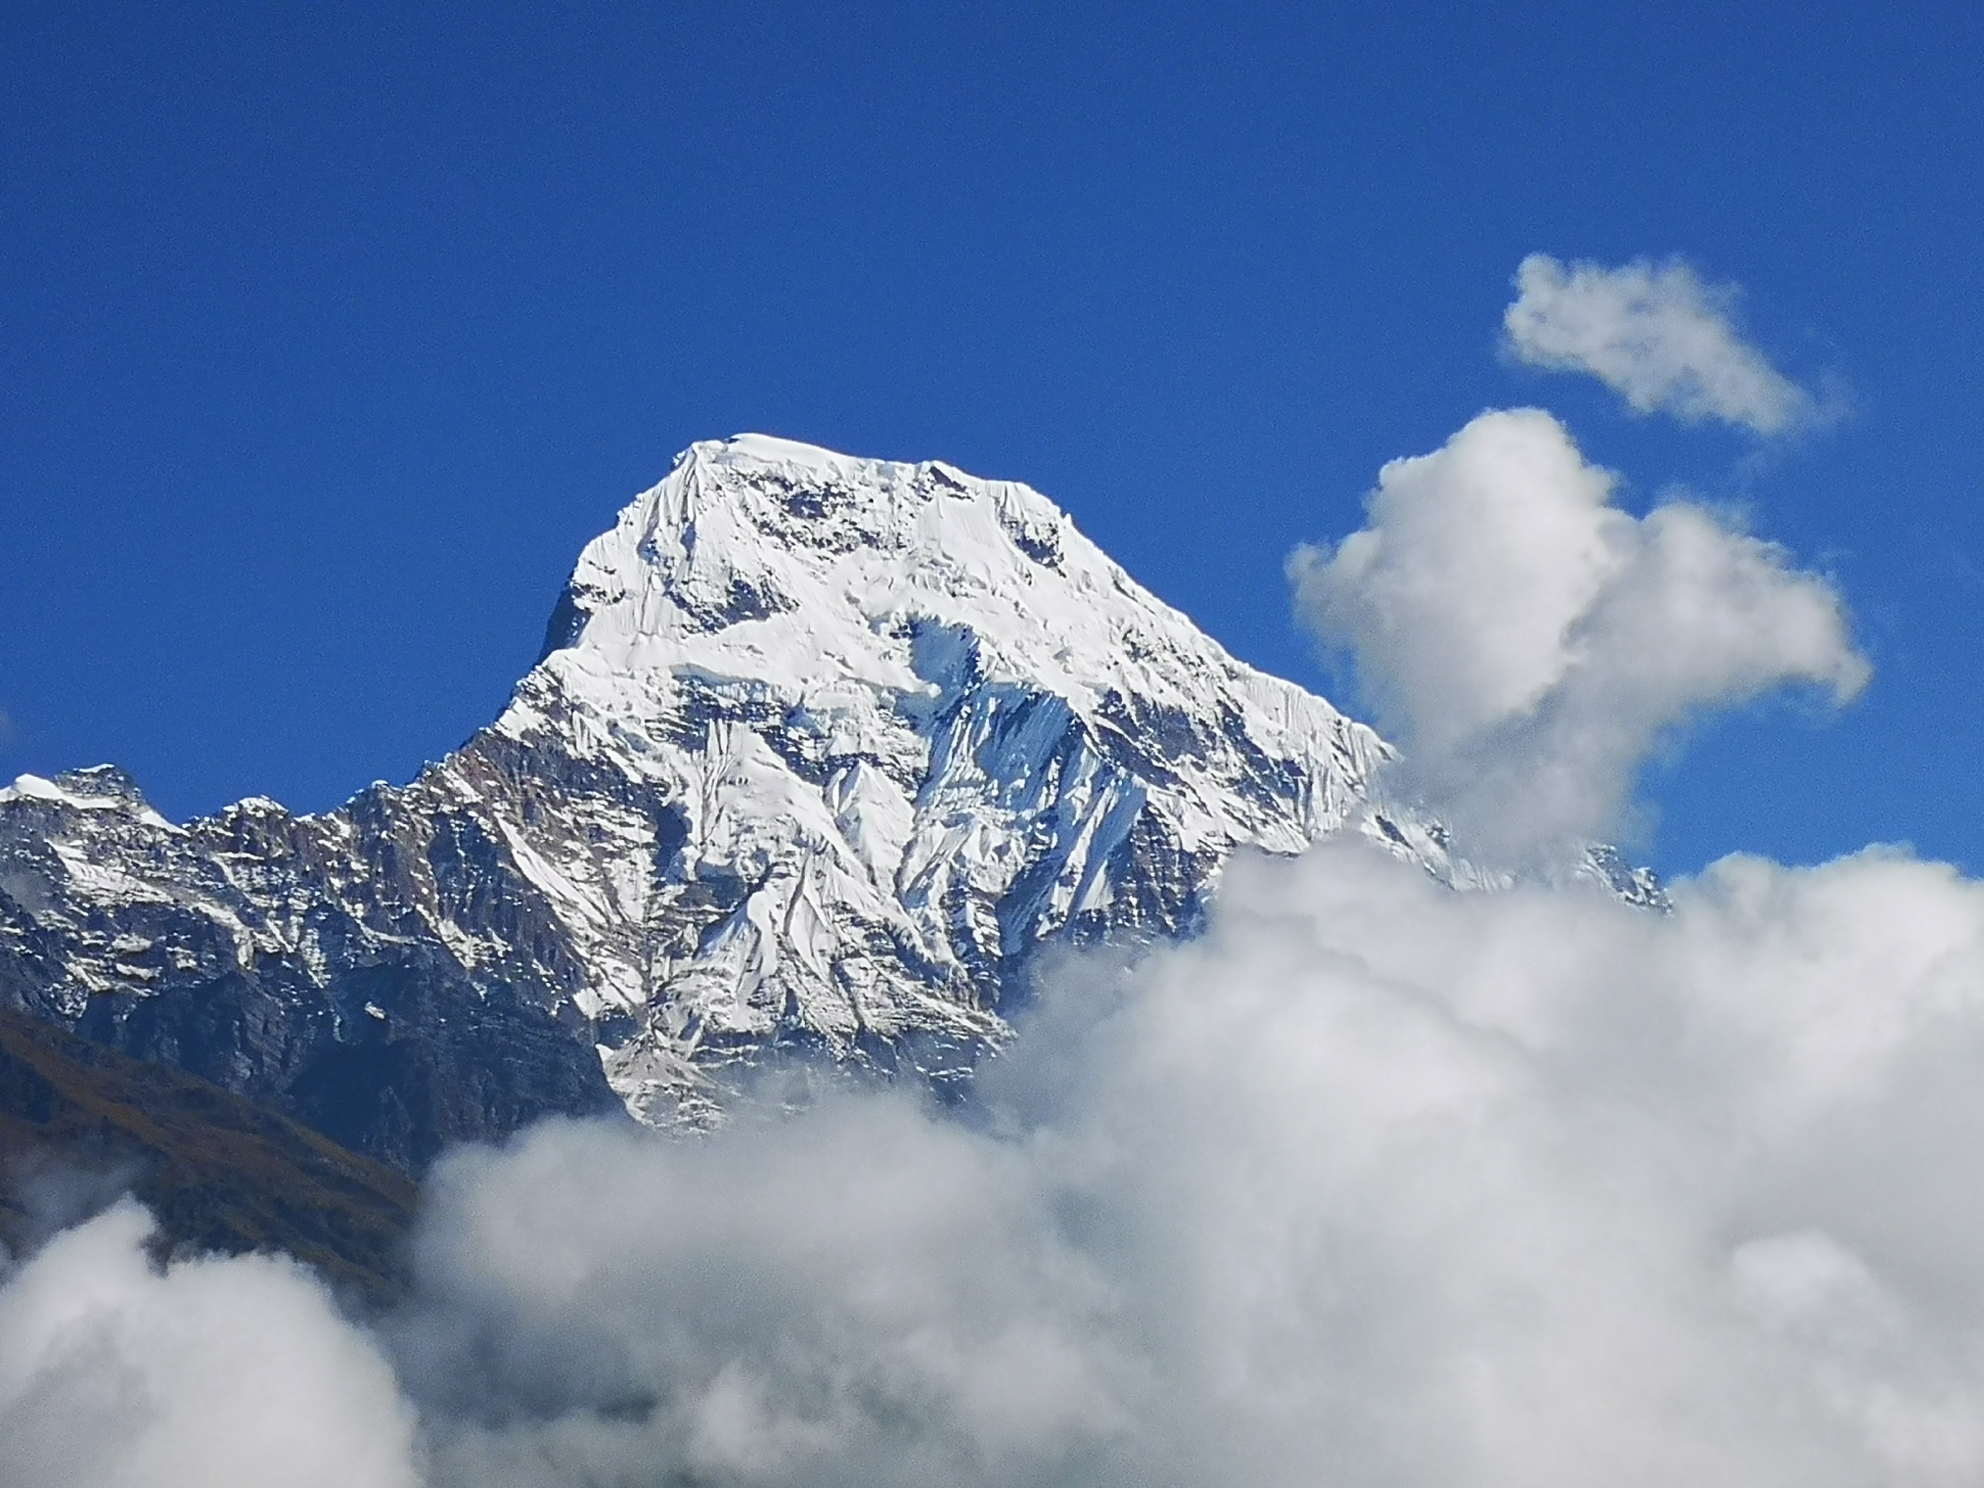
[0,1006,415,1304]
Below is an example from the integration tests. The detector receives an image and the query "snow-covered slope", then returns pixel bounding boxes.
[493,436,1426,1117]
[0,436,1457,1137]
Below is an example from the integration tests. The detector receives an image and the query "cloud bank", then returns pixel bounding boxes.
[383,840,1984,1488]
[1504,254,1818,434]
[17,838,1984,1488]
[1289,408,1868,861]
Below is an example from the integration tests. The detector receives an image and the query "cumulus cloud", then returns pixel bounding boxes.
[392,1103,1137,1488]
[13,835,1984,1486]
[1504,254,1818,434]
[384,843,1984,1488]
[0,1200,418,1488]
[29,834,1984,1487]
[1289,408,1868,861]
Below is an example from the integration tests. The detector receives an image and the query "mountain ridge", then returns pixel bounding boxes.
[0,436,1552,1158]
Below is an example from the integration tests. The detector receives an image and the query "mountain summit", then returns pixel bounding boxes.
[1,437,1445,1152]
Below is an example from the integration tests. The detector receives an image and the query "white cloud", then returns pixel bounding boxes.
[393,840,1984,1488]
[392,1102,1138,1488]
[17,835,1984,1488]
[1289,408,1868,862]
[29,834,1972,1488]
[0,1200,419,1488]
[1504,254,1818,434]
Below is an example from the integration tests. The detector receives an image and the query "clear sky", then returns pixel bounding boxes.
[3,0,1980,880]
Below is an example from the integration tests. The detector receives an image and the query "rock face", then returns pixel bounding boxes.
[0,436,1451,1154]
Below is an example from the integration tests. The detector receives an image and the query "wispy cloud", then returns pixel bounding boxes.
[1504,254,1819,434]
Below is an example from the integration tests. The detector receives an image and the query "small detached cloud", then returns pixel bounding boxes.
[1504,254,1819,435]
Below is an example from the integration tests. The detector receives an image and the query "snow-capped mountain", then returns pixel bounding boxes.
[0,436,1484,1152]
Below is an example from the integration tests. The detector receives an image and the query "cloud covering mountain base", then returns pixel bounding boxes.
[12,837,1984,1488]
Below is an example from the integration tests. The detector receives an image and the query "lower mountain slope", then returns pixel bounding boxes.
[0,1006,417,1305]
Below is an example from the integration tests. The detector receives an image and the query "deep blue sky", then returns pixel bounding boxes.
[3,0,1980,878]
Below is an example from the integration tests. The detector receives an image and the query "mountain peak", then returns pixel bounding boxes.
[553,434,1081,650]
[531,438,1358,774]
[701,431,886,475]
[5,440,1428,1136]
[482,439,1417,1117]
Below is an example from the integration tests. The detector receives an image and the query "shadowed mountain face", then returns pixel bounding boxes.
[0,436,1464,1156]
[0,1007,417,1306]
